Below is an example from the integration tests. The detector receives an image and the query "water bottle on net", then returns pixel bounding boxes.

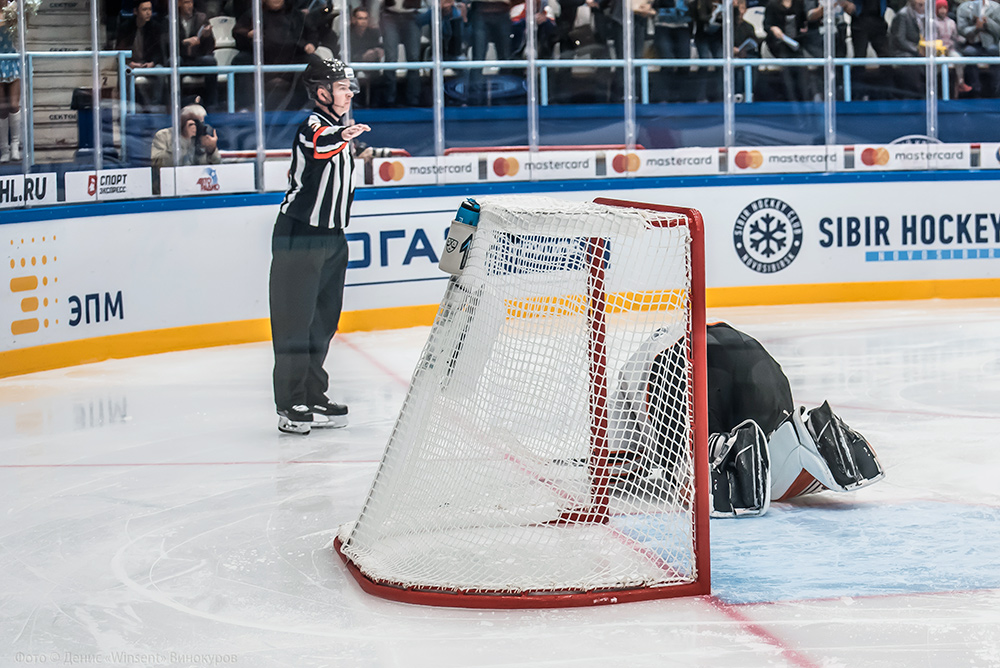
[439,198,481,275]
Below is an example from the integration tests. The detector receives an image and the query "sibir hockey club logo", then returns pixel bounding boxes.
[733,198,803,273]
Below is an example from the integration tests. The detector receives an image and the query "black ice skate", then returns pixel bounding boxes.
[277,405,314,435]
[310,401,349,429]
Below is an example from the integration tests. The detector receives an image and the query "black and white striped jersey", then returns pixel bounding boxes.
[279,107,356,230]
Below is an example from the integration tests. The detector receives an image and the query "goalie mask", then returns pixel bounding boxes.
[303,58,361,101]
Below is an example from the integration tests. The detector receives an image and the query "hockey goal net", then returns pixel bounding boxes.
[336,196,708,607]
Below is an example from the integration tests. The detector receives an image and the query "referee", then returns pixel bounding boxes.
[269,58,370,435]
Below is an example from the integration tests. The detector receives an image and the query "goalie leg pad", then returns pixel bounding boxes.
[805,401,885,490]
[769,403,886,500]
[709,419,771,518]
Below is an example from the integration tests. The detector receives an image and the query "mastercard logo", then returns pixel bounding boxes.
[378,161,405,182]
[733,150,763,169]
[861,147,890,166]
[493,157,520,177]
[611,153,641,173]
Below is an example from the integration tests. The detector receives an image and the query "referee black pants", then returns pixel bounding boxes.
[269,213,349,411]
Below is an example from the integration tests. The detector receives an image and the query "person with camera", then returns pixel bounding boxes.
[150,103,220,167]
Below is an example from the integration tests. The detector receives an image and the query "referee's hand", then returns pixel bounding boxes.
[342,124,372,141]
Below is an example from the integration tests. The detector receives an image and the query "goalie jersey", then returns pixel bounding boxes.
[704,322,794,436]
[608,322,793,459]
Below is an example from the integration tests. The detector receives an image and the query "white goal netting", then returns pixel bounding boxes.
[337,196,707,606]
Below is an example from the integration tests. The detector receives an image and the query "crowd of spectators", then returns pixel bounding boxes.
[101,0,1000,111]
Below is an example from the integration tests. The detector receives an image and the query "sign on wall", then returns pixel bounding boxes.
[162,162,256,196]
[4,178,1000,356]
[65,168,153,202]
[0,173,58,209]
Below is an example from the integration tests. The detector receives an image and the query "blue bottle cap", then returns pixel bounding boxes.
[454,198,481,226]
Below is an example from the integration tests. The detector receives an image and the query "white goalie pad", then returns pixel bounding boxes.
[769,403,885,501]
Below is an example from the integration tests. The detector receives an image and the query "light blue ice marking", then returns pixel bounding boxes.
[709,501,1000,604]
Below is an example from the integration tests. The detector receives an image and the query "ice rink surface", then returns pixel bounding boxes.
[3,299,1000,668]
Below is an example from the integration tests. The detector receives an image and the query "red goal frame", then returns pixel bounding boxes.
[335,198,709,608]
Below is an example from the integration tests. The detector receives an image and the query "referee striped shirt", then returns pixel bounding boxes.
[279,107,356,231]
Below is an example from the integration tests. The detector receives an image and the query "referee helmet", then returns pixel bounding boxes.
[303,57,361,100]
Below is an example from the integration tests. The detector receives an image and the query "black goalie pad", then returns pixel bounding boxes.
[709,419,770,518]
[804,401,885,490]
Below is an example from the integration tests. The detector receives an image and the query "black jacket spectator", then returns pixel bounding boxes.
[115,1,167,66]
[234,0,318,65]
[233,0,319,109]
[177,0,216,64]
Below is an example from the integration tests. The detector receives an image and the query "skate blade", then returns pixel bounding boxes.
[278,417,311,434]
[311,414,348,429]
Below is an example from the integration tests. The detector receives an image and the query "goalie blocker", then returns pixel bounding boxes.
[609,322,885,517]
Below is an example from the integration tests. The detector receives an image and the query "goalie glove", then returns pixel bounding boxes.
[709,419,770,518]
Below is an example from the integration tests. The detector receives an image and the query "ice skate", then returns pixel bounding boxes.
[310,401,348,428]
[277,405,313,434]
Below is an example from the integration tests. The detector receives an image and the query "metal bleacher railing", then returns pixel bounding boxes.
[3,49,999,165]
[123,54,1000,112]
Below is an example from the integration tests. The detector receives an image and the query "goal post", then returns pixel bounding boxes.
[336,196,709,608]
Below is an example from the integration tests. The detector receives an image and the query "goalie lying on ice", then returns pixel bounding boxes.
[608,322,885,518]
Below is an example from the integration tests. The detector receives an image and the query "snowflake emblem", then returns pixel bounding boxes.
[732,198,803,274]
[749,213,787,258]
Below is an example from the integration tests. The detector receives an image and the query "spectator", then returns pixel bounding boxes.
[174,0,218,110]
[233,0,319,110]
[116,0,168,110]
[555,0,605,57]
[732,0,759,99]
[469,0,512,103]
[0,5,22,162]
[889,0,926,95]
[150,103,220,167]
[957,0,1000,96]
[381,0,423,106]
[653,0,693,60]
[651,0,693,102]
[510,1,558,58]
[889,0,925,55]
[934,0,972,94]
[764,0,817,100]
[733,0,759,57]
[304,0,341,53]
[605,0,655,59]
[692,0,723,101]
[417,0,467,60]
[350,7,386,62]
[801,0,853,57]
[851,0,891,57]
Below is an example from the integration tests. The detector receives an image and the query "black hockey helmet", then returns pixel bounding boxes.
[303,57,360,100]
